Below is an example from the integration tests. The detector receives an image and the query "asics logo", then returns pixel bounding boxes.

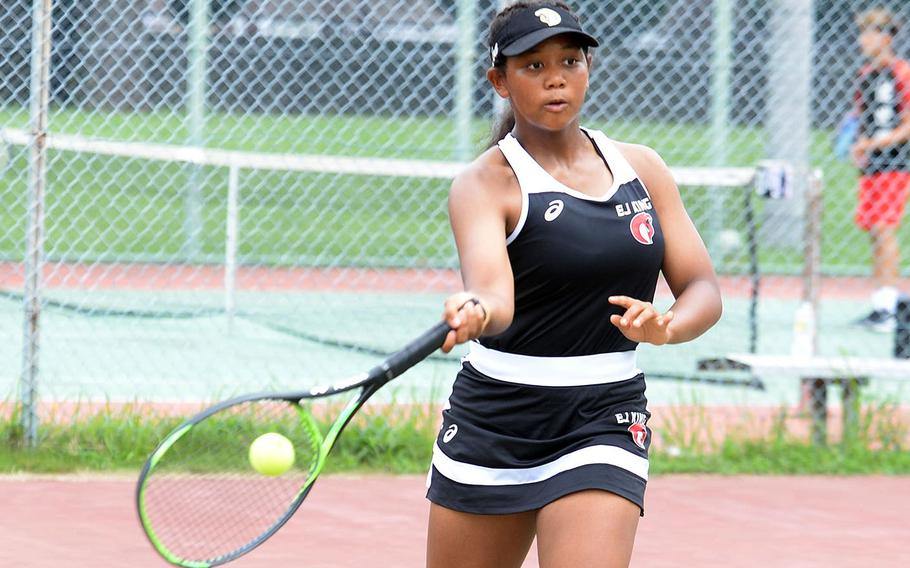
[443,424,458,443]
[544,199,564,222]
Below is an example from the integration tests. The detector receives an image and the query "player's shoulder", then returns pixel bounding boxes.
[449,145,517,202]
[613,141,667,167]
[612,141,674,190]
[893,59,910,79]
[606,140,680,205]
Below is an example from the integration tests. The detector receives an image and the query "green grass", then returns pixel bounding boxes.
[651,397,910,474]
[1,105,901,272]
[0,401,438,475]
[1,399,907,475]
[651,439,910,474]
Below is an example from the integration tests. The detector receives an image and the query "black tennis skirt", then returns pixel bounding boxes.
[426,362,651,515]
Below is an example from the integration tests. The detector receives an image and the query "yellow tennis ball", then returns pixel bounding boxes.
[248,432,295,476]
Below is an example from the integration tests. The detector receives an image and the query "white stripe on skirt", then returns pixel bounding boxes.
[465,341,640,386]
[431,443,649,486]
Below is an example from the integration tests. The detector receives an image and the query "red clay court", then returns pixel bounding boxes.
[3,473,907,567]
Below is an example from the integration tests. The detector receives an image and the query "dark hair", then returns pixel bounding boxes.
[486,1,584,148]
[856,7,901,36]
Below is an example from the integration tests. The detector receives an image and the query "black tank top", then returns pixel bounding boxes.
[857,60,910,174]
[479,128,665,357]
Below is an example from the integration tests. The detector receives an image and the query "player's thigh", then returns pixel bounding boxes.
[535,489,640,568]
[426,503,537,568]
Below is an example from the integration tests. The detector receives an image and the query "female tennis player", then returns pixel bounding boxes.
[426,3,722,567]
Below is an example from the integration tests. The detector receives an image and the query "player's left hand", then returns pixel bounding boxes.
[608,295,674,345]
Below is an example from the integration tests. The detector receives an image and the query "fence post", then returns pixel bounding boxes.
[20,0,53,448]
[491,1,508,122]
[183,0,209,260]
[708,0,733,258]
[763,0,813,247]
[455,0,477,161]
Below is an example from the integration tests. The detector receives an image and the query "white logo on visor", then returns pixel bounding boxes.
[491,42,499,64]
[535,8,562,26]
[544,199,564,222]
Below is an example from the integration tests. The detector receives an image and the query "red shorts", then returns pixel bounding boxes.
[856,171,910,231]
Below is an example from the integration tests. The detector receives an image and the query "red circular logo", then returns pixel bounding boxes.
[630,212,655,245]
[628,423,648,450]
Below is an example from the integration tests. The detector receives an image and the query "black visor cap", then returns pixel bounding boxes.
[491,5,599,63]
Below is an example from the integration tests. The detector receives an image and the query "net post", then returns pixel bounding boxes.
[803,169,823,354]
[20,0,53,449]
[743,182,759,353]
[225,164,240,329]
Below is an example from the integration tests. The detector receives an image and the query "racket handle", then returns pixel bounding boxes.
[372,320,451,382]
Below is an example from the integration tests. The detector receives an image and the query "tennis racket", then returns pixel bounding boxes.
[136,320,451,567]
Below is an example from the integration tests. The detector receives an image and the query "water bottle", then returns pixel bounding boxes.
[791,301,815,358]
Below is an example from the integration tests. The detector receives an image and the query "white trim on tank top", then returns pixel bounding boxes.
[498,128,642,245]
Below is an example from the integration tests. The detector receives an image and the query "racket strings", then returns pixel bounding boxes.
[139,399,322,564]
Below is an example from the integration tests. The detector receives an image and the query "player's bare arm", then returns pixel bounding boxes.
[441,150,518,353]
[617,142,723,344]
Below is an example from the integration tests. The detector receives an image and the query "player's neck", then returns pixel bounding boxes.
[511,122,588,163]
[871,50,896,69]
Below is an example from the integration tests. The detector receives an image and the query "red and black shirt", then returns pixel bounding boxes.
[856,59,910,174]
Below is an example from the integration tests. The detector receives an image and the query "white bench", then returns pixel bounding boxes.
[697,353,910,445]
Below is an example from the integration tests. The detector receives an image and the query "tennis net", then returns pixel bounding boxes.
[0,128,810,413]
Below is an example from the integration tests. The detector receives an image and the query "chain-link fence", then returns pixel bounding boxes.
[2,0,909,447]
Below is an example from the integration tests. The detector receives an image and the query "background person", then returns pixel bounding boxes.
[851,7,910,331]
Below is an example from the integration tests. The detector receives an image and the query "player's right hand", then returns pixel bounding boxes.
[851,137,871,168]
[608,295,675,345]
[441,292,490,353]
